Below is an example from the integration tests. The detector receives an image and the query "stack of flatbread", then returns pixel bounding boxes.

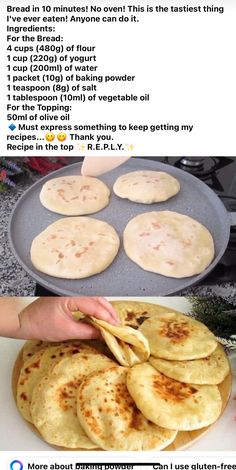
[15,301,230,451]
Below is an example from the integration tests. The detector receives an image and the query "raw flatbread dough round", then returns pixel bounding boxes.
[30,217,120,279]
[113,171,180,203]
[139,312,217,360]
[127,363,222,431]
[77,366,177,450]
[123,211,214,278]
[149,345,230,384]
[40,176,110,215]
[31,351,115,449]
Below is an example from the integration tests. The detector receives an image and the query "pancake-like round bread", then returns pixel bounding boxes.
[77,366,177,450]
[17,342,98,423]
[89,317,150,366]
[30,352,115,449]
[149,345,230,384]
[127,363,222,431]
[40,175,110,215]
[123,211,214,278]
[30,217,120,279]
[113,171,180,203]
[139,312,217,360]
[22,340,49,363]
[110,300,181,329]
[22,339,111,363]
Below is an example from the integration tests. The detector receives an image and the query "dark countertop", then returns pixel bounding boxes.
[1,165,235,300]
[0,174,40,296]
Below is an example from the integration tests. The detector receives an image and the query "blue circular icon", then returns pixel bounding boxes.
[10,461,23,470]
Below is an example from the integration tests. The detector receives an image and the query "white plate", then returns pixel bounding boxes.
[0,297,235,451]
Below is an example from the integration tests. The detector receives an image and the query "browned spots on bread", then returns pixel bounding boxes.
[60,389,69,399]
[65,240,76,247]
[56,188,68,202]
[71,348,80,355]
[58,388,71,411]
[152,373,197,401]
[20,392,28,401]
[24,359,41,373]
[153,241,166,251]
[126,311,136,321]
[114,382,130,407]
[182,239,192,248]
[67,380,79,389]
[159,321,190,343]
[152,222,161,229]
[125,309,146,328]
[129,404,143,430]
[49,234,57,240]
[136,314,149,326]
[85,414,102,436]
[139,232,150,237]
[75,247,88,258]
[153,245,160,251]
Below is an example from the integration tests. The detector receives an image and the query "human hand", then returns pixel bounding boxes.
[17,297,120,341]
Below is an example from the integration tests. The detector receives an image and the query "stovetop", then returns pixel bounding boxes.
[139,157,236,285]
[33,156,236,296]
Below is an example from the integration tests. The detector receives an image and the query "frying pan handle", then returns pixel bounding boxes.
[229,212,236,226]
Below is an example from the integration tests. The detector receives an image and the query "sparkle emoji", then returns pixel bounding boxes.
[45,132,55,142]
[57,132,67,142]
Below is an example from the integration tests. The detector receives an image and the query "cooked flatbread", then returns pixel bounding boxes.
[17,342,98,422]
[110,300,181,329]
[31,352,115,449]
[83,339,113,357]
[139,312,217,360]
[30,217,120,279]
[127,363,222,430]
[89,317,150,366]
[40,175,110,215]
[22,340,49,363]
[149,345,230,384]
[77,366,177,450]
[123,211,214,278]
[22,339,111,363]
[113,171,180,203]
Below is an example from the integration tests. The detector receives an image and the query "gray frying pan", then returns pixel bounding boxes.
[9,159,235,296]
